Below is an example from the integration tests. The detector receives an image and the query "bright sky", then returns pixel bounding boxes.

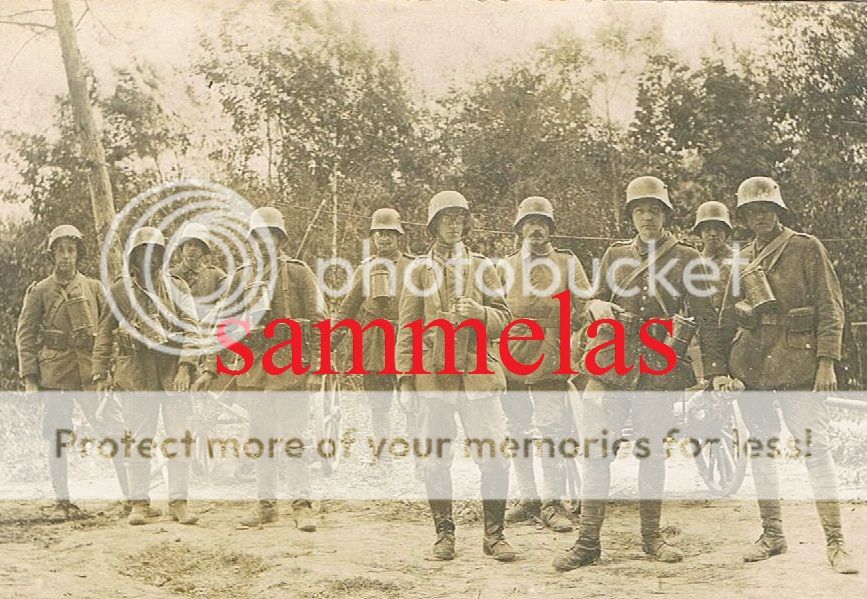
[0,0,767,221]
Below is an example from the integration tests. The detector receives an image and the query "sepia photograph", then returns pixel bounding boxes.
[0,1,865,597]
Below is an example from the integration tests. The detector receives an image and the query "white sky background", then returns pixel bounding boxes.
[0,0,768,220]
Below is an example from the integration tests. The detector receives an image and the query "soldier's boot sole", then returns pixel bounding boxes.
[642,539,684,563]
[743,535,788,563]
[552,545,601,572]
[432,533,456,561]
[483,538,517,562]
[505,500,541,524]
[293,505,317,532]
[541,506,575,533]
[168,502,199,525]
[827,544,859,574]
[239,507,279,528]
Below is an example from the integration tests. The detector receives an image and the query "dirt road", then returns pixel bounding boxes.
[0,499,863,599]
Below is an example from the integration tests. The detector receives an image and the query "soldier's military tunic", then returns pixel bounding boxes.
[16,272,125,500]
[92,270,199,503]
[206,254,326,502]
[497,244,591,501]
[691,243,736,380]
[579,232,724,505]
[395,242,511,498]
[168,261,227,321]
[333,249,413,440]
[721,226,844,502]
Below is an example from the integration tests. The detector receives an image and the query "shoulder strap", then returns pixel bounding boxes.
[611,235,679,302]
[280,258,293,319]
[744,227,795,274]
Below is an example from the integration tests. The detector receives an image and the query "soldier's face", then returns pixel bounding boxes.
[742,204,780,238]
[129,244,164,276]
[372,230,398,253]
[180,240,205,265]
[699,222,730,252]
[52,238,79,275]
[520,216,551,249]
[435,209,466,245]
[631,200,666,240]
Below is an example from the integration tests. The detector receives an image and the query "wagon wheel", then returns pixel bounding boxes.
[691,394,749,497]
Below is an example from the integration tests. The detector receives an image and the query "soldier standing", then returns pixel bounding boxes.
[396,190,517,562]
[693,200,735,312]
[168,222,227,322]
[553,176,727,571]
[16,225,128,519]
[499,196,591,532]
[194,207,325,531]
[333,208,413,458]
[722,177,857,574]
[92,227,200,526]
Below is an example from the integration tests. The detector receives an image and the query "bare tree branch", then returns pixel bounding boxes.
[0,19,54,30]
[1,26,54,83]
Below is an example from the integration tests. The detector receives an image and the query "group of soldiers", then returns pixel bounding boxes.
[15,175,857,574]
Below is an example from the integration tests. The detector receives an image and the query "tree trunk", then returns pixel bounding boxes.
[52,0,121,277]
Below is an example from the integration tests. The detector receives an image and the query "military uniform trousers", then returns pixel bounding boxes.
[244,391,312,506]
[501,377,572,501]
[416,378,510,501]
[738,391,838,506]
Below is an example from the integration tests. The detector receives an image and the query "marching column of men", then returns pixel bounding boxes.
[15,176,858,574]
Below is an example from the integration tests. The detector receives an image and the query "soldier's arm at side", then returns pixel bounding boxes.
[297,262,326,372]
[396,261,425,386]
[807,238,845,362]
[91,284,119,381]
[478,257,510,337]
[16,283,43,389]
[570,253,592,328]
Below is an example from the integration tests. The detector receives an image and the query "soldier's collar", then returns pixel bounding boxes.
[520,241,554,259]
[702,244,733,261]
[52,271,80,287]
[432,240,465,260]
[632,231,672,256]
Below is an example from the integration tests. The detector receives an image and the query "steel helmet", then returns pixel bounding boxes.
[128,227,166,256]
[176,222,211,253]
[692,201,732,233]
[736,177,787,212]
[514,196,555,232]
[426,190,471,235]
[625,176,674,212]
[47,224,85,257]
[247,207,287,239]
[370,208,404,234]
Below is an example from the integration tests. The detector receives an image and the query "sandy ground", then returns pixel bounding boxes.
[0,498,864,599]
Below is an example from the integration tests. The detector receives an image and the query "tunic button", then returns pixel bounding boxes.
[766,355,772,360]
[805,344,811,349]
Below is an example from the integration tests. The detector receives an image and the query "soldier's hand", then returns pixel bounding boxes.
[398,379,416,413]
[191,372,215,392]
[174,365,192,392]
[95,379,111,393]
[711,375,730,391]
[587,299,624,321]
[814,359,837,393]
[454,297,484,320]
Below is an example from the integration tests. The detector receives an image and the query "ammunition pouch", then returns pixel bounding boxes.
[640,318,698,391]
[786,306,817,350]
[40,329,95,352]
[580,311,642,390]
